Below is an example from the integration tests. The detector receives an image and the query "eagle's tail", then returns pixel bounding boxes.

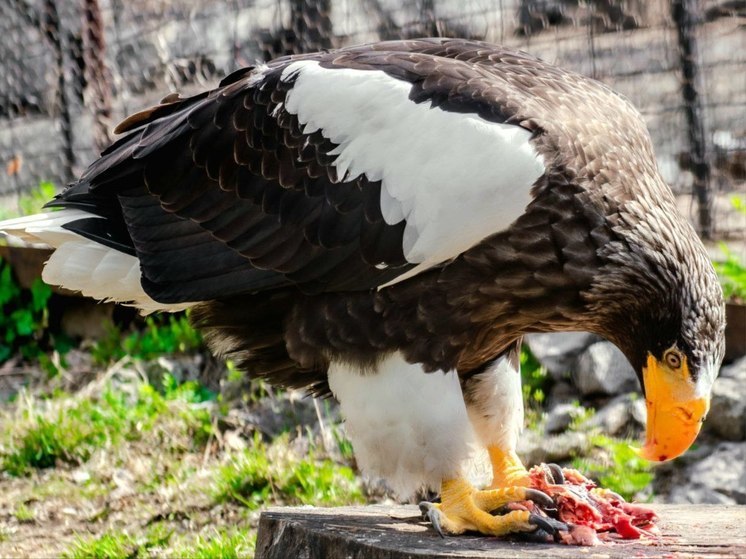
[0,210,189,314]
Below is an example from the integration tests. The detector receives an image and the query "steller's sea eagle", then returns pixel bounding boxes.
[0,38,725,538]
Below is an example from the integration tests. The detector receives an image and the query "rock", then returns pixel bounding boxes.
[720,355,746,381]
[526,332,598,381]
[220,391,339,439]
[518,429,590,465]
[545,381,578,409]
[573,341,639,396]
[705,356,746,441]
[707,375,746,441]
[664,442,746,505]
[545,403,585,434]
[582,393,646,436]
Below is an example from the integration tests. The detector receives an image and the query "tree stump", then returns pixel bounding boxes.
[255,504,746,558]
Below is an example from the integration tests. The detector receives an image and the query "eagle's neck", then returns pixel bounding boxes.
[582,192,724,373]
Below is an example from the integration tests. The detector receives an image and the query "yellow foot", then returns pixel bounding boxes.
[487,447,530,488]
[419,478,566,538]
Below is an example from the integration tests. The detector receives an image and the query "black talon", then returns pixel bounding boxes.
[529,513,569,537]
[419,501,445,538]
[524,488,555,509]
[547,463,565,485]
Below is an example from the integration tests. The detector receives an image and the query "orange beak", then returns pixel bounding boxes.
[637,353,709,462]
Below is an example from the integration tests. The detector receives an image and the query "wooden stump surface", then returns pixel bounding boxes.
[255,504,746,558]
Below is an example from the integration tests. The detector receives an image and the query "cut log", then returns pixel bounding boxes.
[256,504,746,558]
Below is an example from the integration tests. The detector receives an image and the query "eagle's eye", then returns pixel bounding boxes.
[664,349,682,369]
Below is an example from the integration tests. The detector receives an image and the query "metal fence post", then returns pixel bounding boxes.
[42,0,76,185]
[671,0,713,239]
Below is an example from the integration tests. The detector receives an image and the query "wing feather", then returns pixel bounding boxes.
[48,38,552,303]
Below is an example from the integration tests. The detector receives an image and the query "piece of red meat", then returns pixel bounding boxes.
[559,524,602,546]
[526,465,659,546]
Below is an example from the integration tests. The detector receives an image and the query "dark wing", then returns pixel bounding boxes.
[49,38,550,304]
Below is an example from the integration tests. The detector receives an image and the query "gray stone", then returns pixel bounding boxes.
[720,355,746,381]
[518,429,590,465]
[665,442,746,505]
[545,403,585,434]
[582,393,646,436]
[707,375,746,441]
[573,341,640,396]
[526,332,598,381]
[220,391,340,440]
[700,357,746,442]
[545,381,581,409]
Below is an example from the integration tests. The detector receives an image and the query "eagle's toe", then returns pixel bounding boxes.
[420,478,561,538]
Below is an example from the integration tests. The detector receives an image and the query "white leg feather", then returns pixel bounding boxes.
[327,353,486,498]
[462,351,524,453]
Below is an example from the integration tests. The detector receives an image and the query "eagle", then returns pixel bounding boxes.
[0,38,725,538]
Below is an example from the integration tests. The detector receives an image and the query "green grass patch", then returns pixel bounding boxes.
[0,183,61,370]
[91,314,202,366]
[0,181,57,221]
[0,259,53,362]
[2,373,213,476]
[65,525,255,559]
[714,243,746,301]
[64,524,173,559]
[64,531,137,559]
[214,433,364,509]
[14,502,35,523]
[520,345,549,430]
[572,434,653,500]
[176,528,256,559]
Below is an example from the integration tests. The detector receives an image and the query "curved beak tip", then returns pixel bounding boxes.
[640,398,709,462]
[640,355,710,463]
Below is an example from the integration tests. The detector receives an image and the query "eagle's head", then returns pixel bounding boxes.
[586,197,726,462]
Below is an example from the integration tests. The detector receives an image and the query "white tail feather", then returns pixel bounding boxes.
[1,210,192,313]
[0,210,99,246]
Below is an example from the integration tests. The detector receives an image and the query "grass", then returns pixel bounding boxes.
[562,401,652,501]
[572,434,654,500]
[520,346,550,430]
[0,359,362,558]
[64,524,173,559]
[178,528,256,559]
[714,243,746,301]
[64,532,139,559]
[14,503,35,523]
[64,526,255,559]
[213,433,364,509]
[1,372,214,476]
[0,258,54,364]
[91,314,202,366]
[714,195,746,301]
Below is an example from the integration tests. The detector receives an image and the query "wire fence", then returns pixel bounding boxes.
[0,0,744,238]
